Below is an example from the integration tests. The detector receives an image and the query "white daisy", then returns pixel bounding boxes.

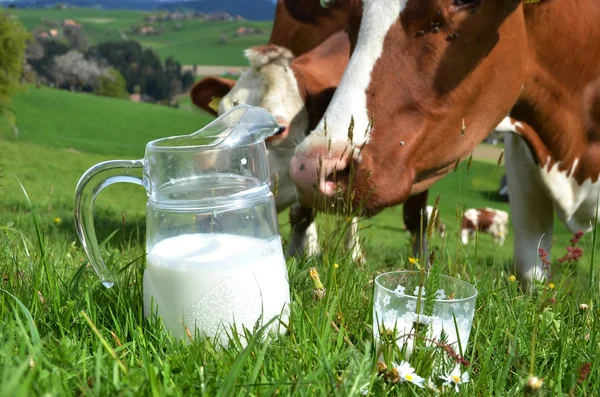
[394,284,406,295]
[383,294,391,306]
[393,361,425,388]
[440,366,470,393]
[404,312,434,326]
[426,379,440,394]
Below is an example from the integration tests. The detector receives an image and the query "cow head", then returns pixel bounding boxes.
[289,0,529,216]
[190,45,313,211]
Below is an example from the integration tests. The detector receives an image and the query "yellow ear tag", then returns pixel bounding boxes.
[208,97,222,112]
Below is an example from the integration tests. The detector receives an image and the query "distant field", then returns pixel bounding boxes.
[7,8,273,66]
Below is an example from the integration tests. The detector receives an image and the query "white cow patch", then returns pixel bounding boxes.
[296,0,407,155]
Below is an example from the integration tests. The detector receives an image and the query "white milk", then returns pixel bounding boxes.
[143,233,290,344]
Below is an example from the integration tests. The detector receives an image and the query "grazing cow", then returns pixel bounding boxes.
[270,0,348,57]
[285,0,600,285]
[191,31,434,261]
[461,208,509,246]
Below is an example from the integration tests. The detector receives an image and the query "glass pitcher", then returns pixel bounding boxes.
[74,105,291,343]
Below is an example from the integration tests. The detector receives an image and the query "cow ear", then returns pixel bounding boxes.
[190,77,236,116]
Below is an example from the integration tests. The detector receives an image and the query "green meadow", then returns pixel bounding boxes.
[7,8,273,66]
[0,87,598,395]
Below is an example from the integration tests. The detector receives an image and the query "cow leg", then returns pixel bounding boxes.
[460,228,470,245]
[344,217,365,264]
[403,190,430,259]
[505,131,554,286]
[287,203,320,257]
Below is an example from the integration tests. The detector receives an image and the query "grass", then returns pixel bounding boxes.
[0,87,599,395]
[7,8,273,66]
[2,85,212,157]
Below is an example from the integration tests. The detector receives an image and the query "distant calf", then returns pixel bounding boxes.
[461,208,509,246]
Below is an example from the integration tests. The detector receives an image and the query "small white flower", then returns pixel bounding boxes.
[393,361,425,388]
[383,294,391,306]
[426,379,440,394]
[436,289,446,300]
[440,366,470,393]
[463,302,471,312]
[413,286,426,296]
[394,284,406,295]
[404,312,434,326]
[240,158,247,165]
[406,300,417,311]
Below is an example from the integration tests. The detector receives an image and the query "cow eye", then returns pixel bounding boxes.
[320,0,335,8]
[452,0,481,11]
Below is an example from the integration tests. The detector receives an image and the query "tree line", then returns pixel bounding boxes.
[22,15,195,104]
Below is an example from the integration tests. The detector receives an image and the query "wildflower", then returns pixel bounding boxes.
[440,366,469,392]
[53,217,62,225]
[384,366,400,384]
[405,312,434,328]
[508,275,516,283]
[525,375,543,394]
[548,283,555,290]
[408,257,419,265]
[538,247,551,270]
[577,362,591,384]
[570,231,584,245]
[426,379,440,394]
[376,361,388,374]
[393,361,425,388]
[558,246,583,264]
[334,263,339,269]
[579,303,589,312]
[309,267,326,300]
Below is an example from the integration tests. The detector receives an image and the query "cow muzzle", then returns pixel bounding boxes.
[290,146,356,210]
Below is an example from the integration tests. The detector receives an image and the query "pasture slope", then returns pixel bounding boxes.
[7,8,273,66]
[0,87,598,395]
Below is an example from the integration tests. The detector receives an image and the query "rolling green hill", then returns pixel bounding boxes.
[7,8,273,66]
[1,86,212,157]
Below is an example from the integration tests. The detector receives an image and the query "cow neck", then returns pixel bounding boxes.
[513,0,600,184]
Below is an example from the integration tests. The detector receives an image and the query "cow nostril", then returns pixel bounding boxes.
[276,125,287,135]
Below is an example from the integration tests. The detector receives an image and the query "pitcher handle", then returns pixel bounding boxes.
[74,159,145,288]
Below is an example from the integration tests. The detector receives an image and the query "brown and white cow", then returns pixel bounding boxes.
[285,0,600,286]
[191,30,435,261]
[461,208,509,246]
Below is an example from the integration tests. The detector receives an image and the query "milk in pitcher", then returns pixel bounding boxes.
[143,233,290,343]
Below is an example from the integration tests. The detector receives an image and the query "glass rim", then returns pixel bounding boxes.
[374,270,478,303]
[145,134,267,153]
